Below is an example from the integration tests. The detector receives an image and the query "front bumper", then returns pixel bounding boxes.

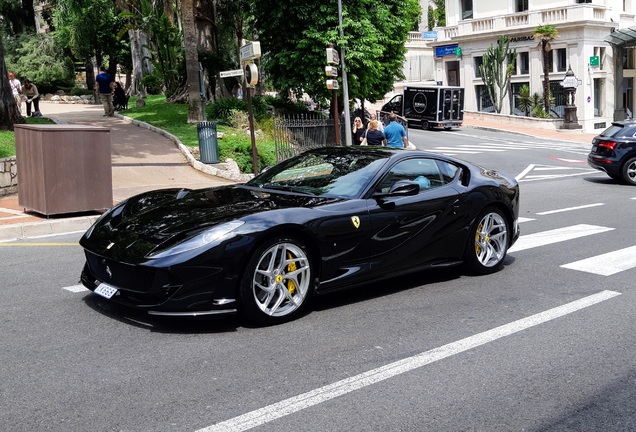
[80,253,238,316]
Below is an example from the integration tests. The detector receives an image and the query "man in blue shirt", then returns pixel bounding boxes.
[95,66,114,117]
[384,113,408,148]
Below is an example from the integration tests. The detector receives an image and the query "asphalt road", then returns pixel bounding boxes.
[2,128,636,431]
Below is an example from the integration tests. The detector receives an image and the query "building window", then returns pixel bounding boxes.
[594,78,605,117]
[511,82,529,115]
[550,81,567,118]
[519,52,529,74]
[577,0,592,3]
[476,85,493,112]
[462,0,473,20]
[595,47,606,70]
[474,56,483,78]
[516,0,528,12]
[557,48,567,72]
[623,50,634,70]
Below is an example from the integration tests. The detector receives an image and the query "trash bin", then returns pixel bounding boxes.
[197,121,219,164]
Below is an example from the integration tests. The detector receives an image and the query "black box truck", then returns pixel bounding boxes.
[381,85,464,130]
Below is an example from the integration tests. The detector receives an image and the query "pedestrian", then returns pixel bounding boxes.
[384,113,408,149]
[352,116,365,145]
[112,82,127,111]
[22,79,41,117]
[95,66,114,117]
[364,119,386,146]
[8,72,22,114]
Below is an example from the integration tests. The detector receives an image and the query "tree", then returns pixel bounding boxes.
[427,0,445,30]
[181,0,202,122]
[479,36,516,114]
[534,24,558,114]
[252,0,420,107]
[0,37,25,130]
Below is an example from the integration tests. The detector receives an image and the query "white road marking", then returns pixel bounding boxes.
[196,290,621,432]
[518,217,535,223]
[536,203,605,215]
[561,246,636,276]
[516,164,601,182]
[62,284,89,293]
[508,224,614,253]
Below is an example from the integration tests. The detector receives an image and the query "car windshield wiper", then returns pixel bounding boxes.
[259,183,316,195]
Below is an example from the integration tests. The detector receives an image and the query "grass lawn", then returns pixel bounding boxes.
[0,117,55,158]
[124,95,276,173]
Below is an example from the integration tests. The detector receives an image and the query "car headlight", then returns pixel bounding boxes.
[147,221,245,259]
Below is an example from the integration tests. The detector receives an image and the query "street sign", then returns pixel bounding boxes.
[589,56,600,67]
[240,42,261,62]
[326,47,340,65]
[220,69,244,78]
[325,66,338,77]
[245,63,258,86]
[561,76,582,88]
[326,79,339,90]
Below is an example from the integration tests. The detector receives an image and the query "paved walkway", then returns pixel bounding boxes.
[0,103,598,241]
[0,102,236,240]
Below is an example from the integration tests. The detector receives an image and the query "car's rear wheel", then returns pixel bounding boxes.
[464,207,509,275]
[239,237,313,325]
[621,157,636,185]
[422,120,430,130]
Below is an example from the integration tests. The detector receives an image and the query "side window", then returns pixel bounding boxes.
[377,158,458,193]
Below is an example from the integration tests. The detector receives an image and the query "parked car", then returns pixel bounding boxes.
[588,120,636,185]
[79,147,520,325]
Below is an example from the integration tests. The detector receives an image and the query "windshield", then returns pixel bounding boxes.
[247,149,391,198]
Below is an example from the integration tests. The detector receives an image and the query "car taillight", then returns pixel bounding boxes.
[598,141,617,151]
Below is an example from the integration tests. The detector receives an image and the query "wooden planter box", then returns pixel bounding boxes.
[15,124,112,216]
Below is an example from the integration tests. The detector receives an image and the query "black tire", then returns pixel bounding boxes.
[621,157,636,186]
[463,207,509,275]
[422,120,430,130]
[444,126,452,131]
[239,236,313,325]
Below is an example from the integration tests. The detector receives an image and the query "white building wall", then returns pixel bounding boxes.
[426,0,634,132]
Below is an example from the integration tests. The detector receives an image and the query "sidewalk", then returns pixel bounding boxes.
[0,102,237,241]
[0,104,598,241]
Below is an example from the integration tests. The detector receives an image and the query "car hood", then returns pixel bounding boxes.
[83,185,341,260]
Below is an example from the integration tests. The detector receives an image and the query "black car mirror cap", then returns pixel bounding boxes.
[373,180,420,198]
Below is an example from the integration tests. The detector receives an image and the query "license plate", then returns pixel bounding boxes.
[94,283,119,299]
[592,146,597,152]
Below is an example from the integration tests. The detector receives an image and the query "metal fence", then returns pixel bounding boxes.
[273,114,345,163]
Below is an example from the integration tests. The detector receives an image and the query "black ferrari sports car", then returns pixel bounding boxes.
[79,147,520,324]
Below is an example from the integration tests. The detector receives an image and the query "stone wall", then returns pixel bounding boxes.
[465,110,563,130]
[0,157,18,196]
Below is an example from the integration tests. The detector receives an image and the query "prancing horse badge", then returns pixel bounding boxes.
[351,216,360,229]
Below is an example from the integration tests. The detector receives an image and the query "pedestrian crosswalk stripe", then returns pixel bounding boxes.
[62,285,89,293]
[561,246,636,276]
[536,203,604,215]
[508,224,614,253]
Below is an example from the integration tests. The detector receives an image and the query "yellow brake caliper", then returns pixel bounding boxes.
[286,252,297,295]
[475,223,483,255]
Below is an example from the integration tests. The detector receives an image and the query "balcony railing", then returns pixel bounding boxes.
[432,4,607,42]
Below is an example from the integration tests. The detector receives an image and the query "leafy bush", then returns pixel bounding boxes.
[208,98,248,124]
[264,96,309,116]
[141,74,163,95]
[3,32,75,94]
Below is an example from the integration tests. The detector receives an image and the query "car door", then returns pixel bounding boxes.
[363,157,468,275]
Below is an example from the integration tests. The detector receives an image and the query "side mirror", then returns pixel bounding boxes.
[388,180,420,196]
[373,180,420,199]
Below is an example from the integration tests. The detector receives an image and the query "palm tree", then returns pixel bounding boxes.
[534,24,559,114]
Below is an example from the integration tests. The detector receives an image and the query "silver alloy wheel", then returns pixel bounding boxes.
[625,159,636,183]
[474,211,508,267]
[252,242,311,317]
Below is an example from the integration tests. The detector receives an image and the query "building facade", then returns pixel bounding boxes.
[427,0,636,132]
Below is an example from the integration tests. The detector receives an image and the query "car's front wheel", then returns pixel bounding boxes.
[239,237,313,325]
[464,207,509,275]
[621,157,636,185]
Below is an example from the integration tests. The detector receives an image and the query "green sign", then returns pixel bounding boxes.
[590,55,600,67]
[455,47,462,57]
